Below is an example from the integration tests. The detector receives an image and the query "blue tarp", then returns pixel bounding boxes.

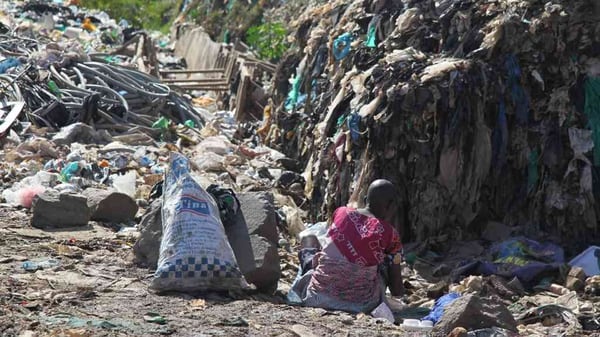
[455,237,565,285]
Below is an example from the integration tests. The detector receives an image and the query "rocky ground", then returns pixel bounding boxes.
[0,207,406,337]
[4,200,600,337]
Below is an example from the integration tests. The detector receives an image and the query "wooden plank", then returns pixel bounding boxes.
[159,68,225,74]
[169,83,229,89]
[234,72,251,121]
[170,87,229,91]
[223,51,238,82]
[162,78,228,84]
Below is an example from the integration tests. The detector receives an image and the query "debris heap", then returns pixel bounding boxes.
[269,0,600,250]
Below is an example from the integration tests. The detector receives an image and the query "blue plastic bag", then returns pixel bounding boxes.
[333,33,354,60]
[422,293,461,324]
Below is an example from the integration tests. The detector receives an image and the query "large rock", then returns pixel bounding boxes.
[31,190,91,228]
[433,294,518,336]
[133,199,162,268]
[83,188,138,223]
[224,210,281,292]
[244,235,280,293]
[224,193,280,292]
[235,192,278,244]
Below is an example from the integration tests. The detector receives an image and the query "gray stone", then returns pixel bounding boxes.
[433,294,518,335]
[236,192,278,244]
[52,123,112,146]
[133,200,162,268]
[244,235,280,293]
[225,196,280,292]
[83,188,138,223]
[31,190,91,228]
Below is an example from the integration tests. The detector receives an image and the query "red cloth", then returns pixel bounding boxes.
[328,207,402,266]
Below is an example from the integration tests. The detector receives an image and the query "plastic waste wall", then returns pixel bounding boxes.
[268,0,600,251]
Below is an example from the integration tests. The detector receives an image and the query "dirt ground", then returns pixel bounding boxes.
[0,207,407,337]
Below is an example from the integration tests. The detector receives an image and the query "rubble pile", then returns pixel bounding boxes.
[269,0,600,249]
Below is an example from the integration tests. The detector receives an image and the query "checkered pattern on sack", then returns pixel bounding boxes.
[158,257,241,279]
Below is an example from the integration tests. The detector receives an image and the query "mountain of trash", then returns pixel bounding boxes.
[0,1,204,137]
[267,0,600,252]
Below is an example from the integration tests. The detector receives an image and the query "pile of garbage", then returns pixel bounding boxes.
[0,0,312,295]
[0,1,204,139]
[267,0,600,251]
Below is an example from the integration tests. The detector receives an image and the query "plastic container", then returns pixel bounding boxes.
[400,319,434,332]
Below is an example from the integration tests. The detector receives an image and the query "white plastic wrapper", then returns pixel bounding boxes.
[151,153,244,292]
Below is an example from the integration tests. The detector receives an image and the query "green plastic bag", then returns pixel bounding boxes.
[152,117,170,129]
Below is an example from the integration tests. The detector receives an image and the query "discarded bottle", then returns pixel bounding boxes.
[22,259,60,272]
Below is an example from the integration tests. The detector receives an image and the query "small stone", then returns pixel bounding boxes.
[31,190,91,228]
[234,192,278,244]
[241,235,280,293]
[565,266,586,291]
[447,327,468,337]
[427,280,449,299]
